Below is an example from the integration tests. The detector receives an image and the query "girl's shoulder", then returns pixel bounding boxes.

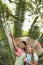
[22,53,26,58]
[34,53,38,57]
[34,53,38,61]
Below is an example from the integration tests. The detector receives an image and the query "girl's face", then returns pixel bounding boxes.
[19,42,25,49]
[27,45,32,53]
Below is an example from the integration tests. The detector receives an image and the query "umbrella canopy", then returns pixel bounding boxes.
[15,37,43,56]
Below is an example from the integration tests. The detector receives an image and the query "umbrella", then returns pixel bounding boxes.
[34,40,43,56]
[15,37,43,56]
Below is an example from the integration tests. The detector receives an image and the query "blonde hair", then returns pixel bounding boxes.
[27,45,34,63]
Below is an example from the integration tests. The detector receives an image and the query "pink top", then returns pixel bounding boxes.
[16,48,23,57]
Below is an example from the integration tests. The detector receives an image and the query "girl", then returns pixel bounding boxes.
[24,45,38,65]
[9,32,26,65]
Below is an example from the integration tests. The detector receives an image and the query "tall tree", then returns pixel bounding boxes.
[27,0,43,39]
[8,0,26,38]
[0,0,16,65]
[14,0,26,38]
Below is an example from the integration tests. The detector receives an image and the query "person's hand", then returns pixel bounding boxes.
[30,64,34,65]
[24,58,27,63]
[9,31,13,38]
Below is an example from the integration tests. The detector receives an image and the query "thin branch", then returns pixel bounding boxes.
[8,0,18,5]
[5,9,18,19]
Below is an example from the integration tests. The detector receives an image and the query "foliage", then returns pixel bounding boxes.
[14,0,26,38]
[28,25,40,40]
[38,33,43,47]
[26,0,43,17]
[0,0,43,65]
[38,54,43,65]
[0,0,15,65]
[0,42,13,65]
[22,30,28,37]
[28,16,40,40]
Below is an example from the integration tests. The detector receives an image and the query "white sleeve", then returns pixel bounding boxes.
[34,53,38,61]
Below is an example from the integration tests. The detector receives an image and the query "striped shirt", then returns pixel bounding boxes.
[15,53,26,65]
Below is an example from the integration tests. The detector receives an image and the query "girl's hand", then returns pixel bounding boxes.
[30,64,34,65]
[9,31,13,38]
[24,58,27,63]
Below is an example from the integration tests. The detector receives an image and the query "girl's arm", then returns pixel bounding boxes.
[24,58,32,65]
[9,32,17,51]
[27,61,38,65]
[24,58,38,65]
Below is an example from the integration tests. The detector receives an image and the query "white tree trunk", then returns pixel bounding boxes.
[3,22,16,64]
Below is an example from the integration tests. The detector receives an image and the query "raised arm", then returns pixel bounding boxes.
[9,32,17,51]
